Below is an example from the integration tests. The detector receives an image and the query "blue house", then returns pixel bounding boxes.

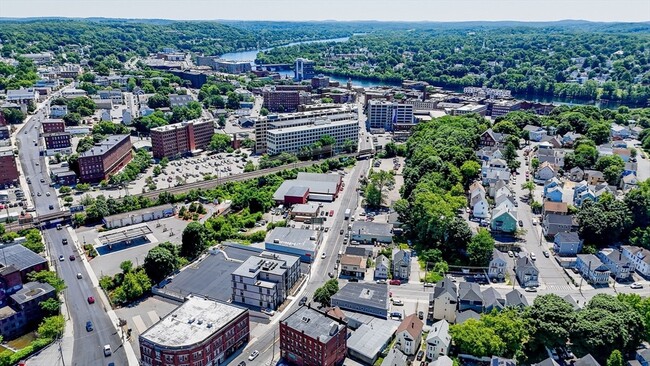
[543,178,562,196]
[553,232,582,257]
[545,186,563,203]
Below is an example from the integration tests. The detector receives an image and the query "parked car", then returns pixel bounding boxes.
[77,273,82,279]
[392,299,404,306]
[530,253,537,261]
[525,287,537,292]
[299,296,308,306]
[376,279,387,284]
[631,282,644,289]
[417,350,425,361]
[248,350,259,361]
[389,279,401,285]
[261,308,275,316]
[507,250,514,257]
[418,311,424,320]
[543,250,550,258]
[62,238,68,245]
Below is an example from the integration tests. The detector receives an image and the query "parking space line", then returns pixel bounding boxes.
[147,311,159,324]
[132,315,147,334]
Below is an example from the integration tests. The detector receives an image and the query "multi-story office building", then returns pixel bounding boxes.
[311,75,330,89]
[488,100,522,118]
[266,118,359,155]
[295,58,315,81]
[150,119,214,159]
[452,104,488,117]
[139,295,250,366]
[0,147,19,186]
[366,100,414,131]
[262,87,310,113]
[41,119,66,133]
[254,105,357,154]
[78,134,132,183]
[231,251,301,310]
[463,87,512,99]
[43,132,72,155]
[214,60,252,74]
[280,306,347,366]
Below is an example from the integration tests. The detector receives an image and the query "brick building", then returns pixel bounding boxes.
[0,147,19,187]
[262,87,310,113]
[280,306,347,366]
[139,295,249,366]
[43,132,72,154]
[78,134,132,183]
[41,119,66,133]
[150,120,214,159]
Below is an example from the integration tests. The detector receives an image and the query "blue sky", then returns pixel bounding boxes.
[1,0,648,22]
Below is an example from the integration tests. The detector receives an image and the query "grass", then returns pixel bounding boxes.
[7,332,37,349]
[0,345,13,355]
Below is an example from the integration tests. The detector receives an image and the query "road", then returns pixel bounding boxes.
[16,97,128,366]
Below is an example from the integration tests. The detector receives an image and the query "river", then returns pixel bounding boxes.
[220,37,626,108]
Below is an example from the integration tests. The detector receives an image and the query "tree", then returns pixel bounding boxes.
[153,165,162,176]
[1,108,26,124]
[525,294,576,349]
[120,260,133,274]
[521,181,535,199]
[28,271,66,294]
[260,107,269,116]
[607,350,624,366]
[450,319,505,358]
[67,97,96,116]
[0,223,4,237]
[617,293,650,342]
[364,182,382,207]
[577,195,632,247]
[92,121,129,135]
[181,222,206,258]
[460,160,481,187]
[62,112,81,126]
[531,157,540,171]
[318,134,336,147]
[209,133,232,152]
[37,315,65,340]
[313,279,339,307]
[467,228,494,266]
[39,298,61,316]
[147,93,170,108]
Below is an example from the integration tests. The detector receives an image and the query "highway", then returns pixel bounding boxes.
[16,98,128,365]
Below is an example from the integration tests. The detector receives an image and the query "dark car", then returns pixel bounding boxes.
[299,296,308,306]
[86,321,93,332]
[49,204,54,210]
[417,350,425,361]
[87,296,95,304]
[69,255,75,261]
[238,362,246,366]
[62,238,68,245]
[518,220,524,227]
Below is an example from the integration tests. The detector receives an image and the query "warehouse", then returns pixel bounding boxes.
[350,222,394,244]
[264,227,320,263]
[330,282,390,319]
[102,204,176,229]
[289,203,320,222]
[273,172,342,203]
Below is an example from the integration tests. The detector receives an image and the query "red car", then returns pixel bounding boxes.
[329,210,334,217]
[389,279,401,286]
[87,296,95,304]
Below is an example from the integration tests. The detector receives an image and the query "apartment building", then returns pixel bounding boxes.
[262,87,310,113]
[266,118,359,155]
[0,147,19,186]
[150,119,214,159]
[78,134,132,183]
[489,100,522,118]
[254,105,357,154]
[366,100,414,131]
[43,132,72,155]
[231,251,301,310]
[6,88,39,104]
[214,60,252,74]
[41,119,66,133]
[295,58,316,81]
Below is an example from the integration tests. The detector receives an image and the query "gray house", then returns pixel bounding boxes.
[543,214,576,238]
[515,255,539,287]
[597,248,633,281]
[392,249,411,281]
[458,282,483,313]
[488,249,509,281]
[505,289,529,308]
[482,287,505,313]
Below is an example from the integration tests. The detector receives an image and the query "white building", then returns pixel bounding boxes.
[6,88,39,104]
[266,119,359,155]
[426,320,451,361]
[374,254,390,279]
[102,204,176,229]
[367,100,414,131]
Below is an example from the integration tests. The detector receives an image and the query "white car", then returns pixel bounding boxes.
[530,253,537,261]
[321,252,326,259]
[248,350,259,361]
[392,299,404,306]
[631,282,644,289]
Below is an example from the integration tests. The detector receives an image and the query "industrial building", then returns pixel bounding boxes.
[102,204,176,229]
[273,172,342,203]
[350,222,394,244]
[264,227,320,263]
[330,282,390,319]
[139,295,249,366]
[262,86,311,113]
[150,119,214,159]
[78,134,132,183]
[42,132,72,155]
[347,318,399,365]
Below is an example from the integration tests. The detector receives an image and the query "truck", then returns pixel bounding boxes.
[344,209,351,220]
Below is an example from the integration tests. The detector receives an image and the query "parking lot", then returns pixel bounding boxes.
[0,187,32,222]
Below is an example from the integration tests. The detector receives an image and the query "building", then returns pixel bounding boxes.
[597,248,633,281]
[543,214,576,238]
[231,251,301,310]
[488,249,509,281]
[0,126,8,140]
[553,232,583,257]
[523,125,546,142]
[392,249,411,281]
[515,255,539,287]
[330,282,390,319]
[0,282,56,339]
[0,244,49,284]
[273,172,342,203]
[431,278,457,323]
[395,314,424,356]
[103,204,176,229]
[0,147,19,186]
[451,104,487,116]
[6,88,39,104]
[41,119,66,133]
[482,287,506,313]
[366,100,414,131]
[42,132,72,155]
[214,60,252,74]
[168,70,208,88]
[426,319,450,361]
[262,87,310,113]
[150,119,214,159]
[265,118,359,155]
[350,222,394,244]
[622,245,650,277]
[374,255,390,280]
[282,187,310,206]
[139,295,249,366]
[542,201,568,217]
[264,227,319,263]
[458,282,483,313]
[78,134,132,183]
[347,318,399,365]
[576,254,610,285]
[491,206,518,233]
[490,100,521,118]
[382,348,408,366]
[340,254,367,279]
[97,90,124,105]
[311,75,330,89]
[50,167,77,186]
[478,129,505,147]
[168,94,194,108]
[21,52,53,64]
[295,58,316,81]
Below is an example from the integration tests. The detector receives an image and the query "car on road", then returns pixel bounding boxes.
[69,255,75,261]
[87,296,95,304]
[508,250,514,257]
[36,192,41,196]
[238,362,246,366]
[321,252,326,259]
[518,220,524,227]
[631,282,644,289]
[299,296,308,306]
[49,205,54,210]
[58,255,64,261]
[390,312,402,320]
[543,250,550,258]
[40,178,45,183]
[376,279,387,284]
[392,299,404,306]
[248,350,259,361]
[530,253,537,261]
[328,272,334,278]
[329,210,334,216]
[524,287,537,292]
[261,308,275,316]
[389,279,401,285]
[77,273,82,279]
[62,238,68,245]
[103,344,112,357]
[45,192,50,196]
[56,224,62,230]
[418,311,424,320]
[86,321,93,332]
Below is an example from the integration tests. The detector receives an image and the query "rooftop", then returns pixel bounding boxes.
[150,119,212,132]
[0,244,47,272]
[347,319,399,361]
[232,251,299,278]
[10,281,55,305]
[397,315,424,342]
[140,295,247,348]
[351,222,394,237]
[102,204,174,223]
[79,134,130,158]
[340,254,366,268]
[545,213,574,225]
[265,227,317,251]
[281,306,345,344]
[331,282,389,311]
[267,118,358,135]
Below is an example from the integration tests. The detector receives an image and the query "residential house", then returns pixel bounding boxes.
[574,354,600,366]
[576,254,610,285]
[458,282,483,313]
[505,289,529,308]
[374,255,390,280]
[488,249,509,281]
[543,214,575,237]
[491,206,518,233]
[482,287,506,313]
[542,201,568,217]
[392,250,411,281]
[584,170,606,185]
[613,148,632,162]
[547,136,562,148]
[610,124,630,140]
[536,162,557,181]
[432,356,454,366]
[623,162,637,177]
[634,348,650,366]
[553,232,582,257]
[622,245,650,277]
[545,186,563,203]
[381,349,408,366]
[431,278,457,323]
[340,255,367,279]
[543,177,562,197]
[515,255,539,287]
[491,356,517,366]
[487,172,511,198]
[455,310,480,324]
[479,129,504,147]
[426,320,450,361]
[620,174,638,191]
[598,248,633,281]
[568,167,584,182]
[394,313,423,356]
[483,167,511,187]
[561,132,582,147]
[631,126,644,138]
[495,191,516,211]
[574,184,596,207]
[469,182,489,219]
[534,358,561,366]
[523,125,546,142]
[563,294,583,310]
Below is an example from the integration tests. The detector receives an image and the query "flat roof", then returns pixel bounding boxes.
[103,203,174,223]
[273,180,338,201]
[10,281,54,305]
[291,203,319,214]
[98,225,153,245]
[351,222,393,237]
[331,283,389,311]
[282,306,345,344]
[285,186,309,198]
[0,244,47,272]
[232,251,299,278]
[150,119,211,132]
[266,227,317,251]
[140,295,247,348]
[267,119,358,135]
[80,134,130,158]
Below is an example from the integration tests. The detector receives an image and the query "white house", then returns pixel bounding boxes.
[523,125,546,142]
[536,161,557,181]
[426,320,450,361]
[488,249,509,281]
[432,278,457,323]
[374,255,390,279]
[622,245,650,277]
[395,314,423,356]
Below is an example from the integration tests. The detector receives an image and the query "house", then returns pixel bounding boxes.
[482,287,506,313]
[574,185,596,207]
[394,313,423,356]
[568,167,584,182]
[392,250,411,281]
[623,162,638,177]
[505,289,529,308]
[631,126,644,138]
[458,282,483,313]
[523,125,546,142]
[543,177,562,197]
[431,278,457,323]
[620,174,638,191]
[426,320,450,361]
[469,183,489,219]
[491,206,518,233]
[488,249,509,281]
[486,172,511,197]
[598,248,633,281]
[610,124,630,140]
[515,255,539,287]
[543,214,575,237]
[563,294,583,310]
[545,186,563,203]
[491,356,517,366]
[584,170,606,185]
[374,255,390,280]
[542,201,568,217]
[495,191,516,211]
[574,354,600,366]
[553,232,582,257]
[431,356,454,366]
[576,254,610,285]
[479,129,504,147]
[561,132,582,147]
[634,348,650,366]
[613,148,632,162]
[340,254,367,279]
[534,357,561,366]
[536,162,557,181]
[622,245,650,277]
[455,310,480,324]
[381,348,408,366]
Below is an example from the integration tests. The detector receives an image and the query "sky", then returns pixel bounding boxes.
[1,0,649,22]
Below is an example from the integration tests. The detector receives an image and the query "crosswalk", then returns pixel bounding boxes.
[545,285,575,292]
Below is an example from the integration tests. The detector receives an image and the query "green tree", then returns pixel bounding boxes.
[318,134,336,147]
[525,294,576,349]
[521,181,535,199]
[209,133,232,152]
[1,108,26,124]
[147,93,170,108]
[450,319,505,358]
[37,315,65,340]
[181,222,207,258]
[313,279,339,307]
[28,271,66,294]
[62,112,81,126]
[607,350,624,366]
[365,183,383,207]
[143,245,178,283]
[39,298,61,316]
[577,194,632,247]
[260,107,269,116]
[120,260,133,274]
[460,160,481,187]
[467,228,494,266]
[531,157,540,171]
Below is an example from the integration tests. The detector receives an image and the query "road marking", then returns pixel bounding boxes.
[132,315,147,334]
[147,311,159,324]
